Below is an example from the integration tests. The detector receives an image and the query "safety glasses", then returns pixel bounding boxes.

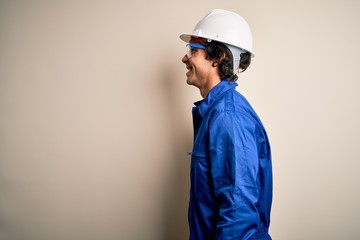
[186,43,206,58]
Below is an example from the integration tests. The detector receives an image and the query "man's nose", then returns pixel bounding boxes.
[182,54,189,63]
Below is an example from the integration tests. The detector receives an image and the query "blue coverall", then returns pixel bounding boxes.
[189,80,272,240]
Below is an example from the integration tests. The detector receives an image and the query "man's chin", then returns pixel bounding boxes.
[186,78,195,86]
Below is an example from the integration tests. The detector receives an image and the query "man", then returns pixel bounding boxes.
[180,9,273,239]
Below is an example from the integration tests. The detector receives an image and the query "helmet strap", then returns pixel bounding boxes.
[224,43,246,74]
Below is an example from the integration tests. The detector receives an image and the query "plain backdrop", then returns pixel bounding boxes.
[1,0,359,239]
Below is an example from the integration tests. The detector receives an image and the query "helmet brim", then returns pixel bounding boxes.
[179,34,201,43]
[179,33,255,57]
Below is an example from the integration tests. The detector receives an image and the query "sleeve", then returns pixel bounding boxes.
[209,111,260,239]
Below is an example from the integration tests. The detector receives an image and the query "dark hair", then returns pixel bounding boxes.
[203,41,251,82]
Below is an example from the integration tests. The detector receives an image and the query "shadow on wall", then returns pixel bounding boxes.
[159,64,192,240]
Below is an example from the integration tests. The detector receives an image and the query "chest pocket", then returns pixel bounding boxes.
[191,143,212,193]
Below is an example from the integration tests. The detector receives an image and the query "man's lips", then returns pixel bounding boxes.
[186,65,193,76]
[186,64,193,71]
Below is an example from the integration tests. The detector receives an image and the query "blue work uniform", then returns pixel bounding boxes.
[189,80,272,240]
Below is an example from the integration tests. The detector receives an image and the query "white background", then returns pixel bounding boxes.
[1,0,359,239]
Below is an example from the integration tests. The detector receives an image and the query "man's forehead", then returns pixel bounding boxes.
[189,37,207,44]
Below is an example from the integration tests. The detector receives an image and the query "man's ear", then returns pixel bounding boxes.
[212,61,219,67]
[219,52,226,63]
[212,52,226,67]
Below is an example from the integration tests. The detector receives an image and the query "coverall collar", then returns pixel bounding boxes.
[194,80,238,117]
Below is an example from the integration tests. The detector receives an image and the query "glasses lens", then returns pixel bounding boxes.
[186,43,205,58]
[186,45,193,58]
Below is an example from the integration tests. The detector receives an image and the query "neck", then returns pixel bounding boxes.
[200,76,221,98]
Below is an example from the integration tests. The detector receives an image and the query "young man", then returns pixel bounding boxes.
[180,9,273,239]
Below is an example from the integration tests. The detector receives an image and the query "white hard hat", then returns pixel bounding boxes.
[180,9,255,57]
